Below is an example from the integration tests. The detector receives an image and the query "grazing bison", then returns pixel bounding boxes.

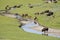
[29,6,33,8]
[13,4,23,8]
[15,13,19,15]
[13,5,17,8]
[34,17,37,20]
[47,12,53,16]
[19,23,23,28]
[40,10,55,18]
[42,27,48,32]
[46,0,57,3]
[34,21,37,24]
[25,14,28,17]
[53,0,57,3]
[40,10,50,14]
[44,10,50,13]
[42,27,48,35]
[5,5,9,10]
[17,5,21,8]
[21,14,25,17]
[15,13,20,19]
[28,4,33,8]
[5,5,12,12]
[21,14,28,17]
[47,11,55,18]
[50,0,52,2]
[35,12,40,15]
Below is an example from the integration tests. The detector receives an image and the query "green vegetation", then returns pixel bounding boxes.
[0,0,60,40]
[0,15,60,40]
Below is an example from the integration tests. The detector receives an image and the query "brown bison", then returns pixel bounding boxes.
[5,5,9,10]
[42,27,49,32]
[21,14,25,17]
[21,14,28,17]
[34,17,37,20]
[28,4,33,8]
[44,10,50,13]
[19,23,23,28]
[35,12,40,15]
[53,0,57,3]
[13,5,17,8]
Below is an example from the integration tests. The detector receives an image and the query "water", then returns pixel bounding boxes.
[21,21,60,38]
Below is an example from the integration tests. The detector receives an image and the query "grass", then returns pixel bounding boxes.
[0,15,60,40]
[0,0,60,29]
[0,0,60,40]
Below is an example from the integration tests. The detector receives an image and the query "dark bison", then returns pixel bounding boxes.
[5,5,12,11]
[42,27,48,35]
[42,27,48,32]
[35,12,40,15]
[15,13,19,15]
[29,6,33,8]
[40,10,50,14]
[50,0,52,2]
[53,0,57,3]
[13,4,23,8]
[15,13,20,19]
[21,14,25,17]
[21,14,28,17]
[5,5,9,10]
[28,4,33,8]
[44,10,50,13]
[13,5,17,8]
[17,5,21,8]
[47,12,53,16]
[34,17,37,20]
[19,23,23,28]
[47,11,55,18]
[34,21,37,24]
[25,14,28,17]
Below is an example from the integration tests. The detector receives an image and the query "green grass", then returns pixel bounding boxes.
[0,15,60,40]
[0,0,60,40]
[0,0,60,29]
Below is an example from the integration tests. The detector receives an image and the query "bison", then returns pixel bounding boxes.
[34,17,37,20]
[28,4,33,8]
[44,10,50,13]
[42,27,48,32]
[47,12,53,16]
[35,12,40,15]
[19,23,23,28]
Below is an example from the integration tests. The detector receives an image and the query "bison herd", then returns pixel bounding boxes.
[46,0,57,3]
[34,10,55,18]
[1,1,58,35]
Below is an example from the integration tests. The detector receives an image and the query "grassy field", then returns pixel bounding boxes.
[0,15,60,40]
[0,0,60,40]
